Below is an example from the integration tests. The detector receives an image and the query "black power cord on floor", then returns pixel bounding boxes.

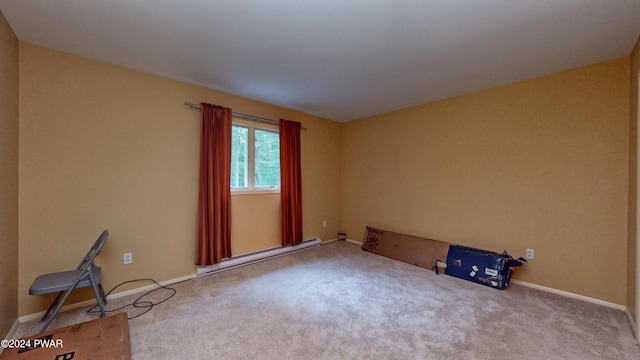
[87,278,184,319]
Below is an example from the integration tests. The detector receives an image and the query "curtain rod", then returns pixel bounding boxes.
[184,102,307,130]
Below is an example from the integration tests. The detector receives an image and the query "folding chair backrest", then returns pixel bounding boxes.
[77,229,109,271]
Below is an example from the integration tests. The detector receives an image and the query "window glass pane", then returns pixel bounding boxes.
[231,126,248,188]
[254,129,280,188]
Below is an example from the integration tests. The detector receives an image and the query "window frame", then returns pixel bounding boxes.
[230,119,280,195]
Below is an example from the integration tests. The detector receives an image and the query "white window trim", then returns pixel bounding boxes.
[231,119,280,195]
[231,188,281,196]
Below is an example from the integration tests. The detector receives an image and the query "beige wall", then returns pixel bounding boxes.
[342,58,630,305]
[231,193,281,255]
[629,35,640,331]
[18,43,342,316]
[0,10,19,336]
[13,31,634,317]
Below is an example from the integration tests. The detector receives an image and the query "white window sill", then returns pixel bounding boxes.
[231,189,281,196]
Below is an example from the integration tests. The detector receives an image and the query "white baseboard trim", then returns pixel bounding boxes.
[18,273,197,323]
[322,238,361,246]
[19,300,97,323]
[104,273,196,301]
[1,318,21,347]
[510,279,626,311]
[625,307,638,339]
[197,238,322,276]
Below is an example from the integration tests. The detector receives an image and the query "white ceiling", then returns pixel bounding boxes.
[1,0,639,122]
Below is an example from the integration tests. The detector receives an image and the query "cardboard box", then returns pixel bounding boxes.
[1,312,130,360]
[362,226,450,272]
[444,245,525,289]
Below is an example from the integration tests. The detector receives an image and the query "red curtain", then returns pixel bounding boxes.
[280,119,303,247]
[196,103,232,266]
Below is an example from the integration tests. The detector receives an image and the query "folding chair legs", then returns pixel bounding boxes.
[38,279,80,333]
[37,276,107,333]
[40,291,64,323]
[98,283,108,305]
[88,271,106,318]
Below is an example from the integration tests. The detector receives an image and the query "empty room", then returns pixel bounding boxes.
[1,1,640,359]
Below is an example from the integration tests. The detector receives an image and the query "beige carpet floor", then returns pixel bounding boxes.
[13,241,640,359]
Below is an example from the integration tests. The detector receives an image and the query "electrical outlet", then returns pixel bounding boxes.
[322,220,327,228]
[123,252,132,265]
[525,248,534,260]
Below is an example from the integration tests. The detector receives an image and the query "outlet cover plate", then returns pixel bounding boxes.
[525,248,534,260]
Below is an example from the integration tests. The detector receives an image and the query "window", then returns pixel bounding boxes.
[231,122,280,192]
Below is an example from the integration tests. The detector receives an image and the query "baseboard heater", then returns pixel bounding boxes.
[197,237,322,276]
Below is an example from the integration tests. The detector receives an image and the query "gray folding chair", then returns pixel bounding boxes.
[29,230,109,333]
